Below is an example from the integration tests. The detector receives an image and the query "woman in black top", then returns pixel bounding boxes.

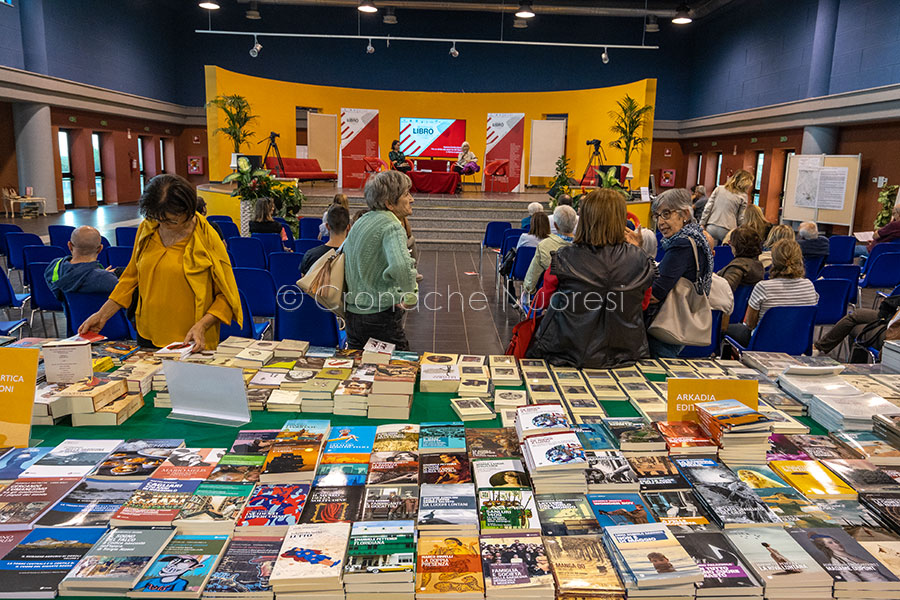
[248,197,284,235]
[389,140,411,172]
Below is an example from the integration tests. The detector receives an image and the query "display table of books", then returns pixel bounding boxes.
[7,336,900,599]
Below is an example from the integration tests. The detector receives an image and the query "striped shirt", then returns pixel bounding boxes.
[748,277,819,320]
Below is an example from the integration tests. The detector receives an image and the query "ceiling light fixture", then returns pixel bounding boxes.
[358,0,378,13]
[449,42,459,58]
[515,1,535,19]
[513,17,527,28]
[601,47,609,64]
[249,35,262,57]
[246,1,261,19]
[366,39,375,53]
[199,1,220,9]
[383,7,397,24]
[644,15,659,32]
[672,3,693,24]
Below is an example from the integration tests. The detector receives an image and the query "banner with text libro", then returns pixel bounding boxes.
[484,113,525,193]
[340,108,380,189]
[0,347,40,447]
[667,378,758,423]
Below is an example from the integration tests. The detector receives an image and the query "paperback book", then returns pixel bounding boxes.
[415,535,483,598]
[35,478,141,527]
[419,452,472,485]
[479,532,553,595]
[206,454,265,484]
[724,527,832,590]
[585,492,655,527]
[320,426,377,464]
[465,429,521,459]
[89,439,184,480]
[109,478,201,527]
[234,483,310,532]
[0,527,106,597]
[626,455,690,491]
[173,481,255,534]
[418,422,467,453]
[0,478,79,530]
[674,531,762,594]
[19,439,122,479]
[360,485,420,521]
[299,485,364,523]
[534,493,602,536]
[373,424,420,453]
[602,523,703,588]
[417,483,478,531]
[314,463,369,487]
[472,458,530,490]
[203,536,281,597]
[151,448,226,480]
[269,522,351,592]
[0,447,53,481]
[130,534,229,596]
[584,450,640,492]
[543,534,625,597]
[642,491,712,527]
[367,451,420,485]
[477,488,540,531]
[344,520,416,583]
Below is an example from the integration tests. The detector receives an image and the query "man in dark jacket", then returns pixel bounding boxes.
[44,226,118,301]
[797,222,830,260]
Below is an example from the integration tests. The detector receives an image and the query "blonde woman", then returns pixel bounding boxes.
[759,224,795,269]
[741,204,772,242]
[700,169,754,244]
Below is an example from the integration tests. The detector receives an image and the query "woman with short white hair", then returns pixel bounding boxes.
[523,205,577,294]
[522,201,544,229]
[452,141,479,175]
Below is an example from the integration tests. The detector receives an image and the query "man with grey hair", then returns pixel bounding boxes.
[44,225,118,301]
[523,205,577,295]
[550,194,579,235]
[521,201,544,230]
[797,221,829,261]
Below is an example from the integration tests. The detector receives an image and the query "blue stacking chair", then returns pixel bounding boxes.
[504,245,536,306]
[252,232,284,257]
[6,232,43,287]
[216,221,241,240]
[480,221,512,275]
[274,217,296,247]
[233,267,278,326]
[862,242,900,274]
[26,263,63,337]
[275,289,341,346]
[207,215,235,225]
[496,230,525,295]
[300,217,323,240]
[678,310,724,358]
[63,292,135,340]
[729,284,754,325]
[228,237,267,269]
[96,236,113,268]
[813,278,852,332]
[269,252,304,290]
[220,291,269,341]
[0,224,24,263]
[295,238,322,257]
[803,255,825,280]
[0,267,29,332]
[115,226,139,247]
[724,305,817,356]
[22,245,66,288]
[106,246,133,269]
[48,225,75,252]
[827,235,856,265]
[859,252,900,305]
[820,264,861,305]
[712,245,734,272]
[875,284,900,308]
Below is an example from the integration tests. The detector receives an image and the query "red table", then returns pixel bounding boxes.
[407,170,460,194]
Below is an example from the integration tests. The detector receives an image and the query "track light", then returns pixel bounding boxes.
[601,47,609,64]
[249,35,262,57]
[366,39,375,54]
[515,1,535,19]
[358,0,377,13]
[383,7,397,24]
[513,17,527,28]
[246,1,261,19]
[199,1,220,9]
[449,42,459,58]
[672,3,693,24]
[645,15,659,33]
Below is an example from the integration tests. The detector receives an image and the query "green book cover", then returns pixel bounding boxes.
[478,488,539,530]
[207,454,265,484]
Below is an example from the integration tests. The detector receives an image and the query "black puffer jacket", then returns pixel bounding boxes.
[526,242,658,368]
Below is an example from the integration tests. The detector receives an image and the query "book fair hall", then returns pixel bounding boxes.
[8,0,900,598]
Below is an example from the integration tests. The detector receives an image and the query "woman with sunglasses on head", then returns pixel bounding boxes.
[78,174,241,351]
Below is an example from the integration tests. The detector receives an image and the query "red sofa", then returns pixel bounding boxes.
[265,157,336,181]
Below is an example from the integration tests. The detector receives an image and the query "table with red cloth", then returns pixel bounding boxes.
[407,170,460,194]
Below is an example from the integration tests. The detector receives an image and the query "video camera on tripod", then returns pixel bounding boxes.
[259,131,284,176]
[585,139,602,152]
[580,138,609,186]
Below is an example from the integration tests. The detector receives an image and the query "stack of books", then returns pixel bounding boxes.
[419,363,460,394]
[521,429,587,494]
[260,420,330,485]
[695,399,772,466]
[674,531,763,599]
[600,417,667,455]
[270,522,351,599]
[832,429,900,466]
[415,535,483,600]
[344,520,416,600]
[451,397,495,421]
[544,534,623,599]
[874,414,900,451]
[654,421,717,456]
[769,459,859,499]
[362,338,395,364]
[882,340,900,372]
[481,532,554,600]
[266,389,302,412]
[809,390,900,431]
[369,363,417,420]
[416,483,479,535]
[740,351,801,376]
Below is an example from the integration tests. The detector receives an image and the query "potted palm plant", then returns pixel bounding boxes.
[608,95,653,187]
[207,94,258,169]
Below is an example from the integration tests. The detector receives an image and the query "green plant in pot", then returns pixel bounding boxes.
[223,157,304,237]
[207,94,259,166]
[548,155,574,209]
[608,95,653,188]
[875,185,899,229]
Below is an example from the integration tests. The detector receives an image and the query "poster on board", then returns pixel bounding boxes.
[340,108,379,189]
[483,113,525,193]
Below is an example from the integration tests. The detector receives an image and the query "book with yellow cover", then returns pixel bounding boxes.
[544,534,624,596]
[416,535,483,598]
[421,353,459,366]
[769,460,858,499]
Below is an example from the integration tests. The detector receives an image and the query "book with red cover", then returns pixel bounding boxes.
[109,478,201,526]
[0,478,80,531]
[655,421,717,453]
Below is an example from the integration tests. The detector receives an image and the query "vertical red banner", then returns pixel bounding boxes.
[340,108,379,189]
[484,113,525,193]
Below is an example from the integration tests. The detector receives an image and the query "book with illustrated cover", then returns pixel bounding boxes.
[786,434,856,460]
[419,452,472,485]
[770,460,859,499]
[0,447,53,482]
[860,493,900,535]
[831,431,900,465]
[479,532,553,594]
[672,457,739,486]
[0,531,29,561]
[204,536,281,597]
[814,497,883,528]
[360,485,419,521]
[575,423,617,451]
[344,520,416,583]
[57,374,128,413]
[821,458,900,494]
[674,531,761,593]
[603,523,703,588]
[626,455,690,491]
[0,527,106,597]
[260,436,322,484]
[543,534,624,596]
[417,483,478,530]
[206,454,264,484]
[0,478,80,530]
[859,540,900,579]
[470,459,527,491]
[754,487,836,528]
[584,450,640,491]
[371,363,417,396]
[234,483,310,532]
[522,431,586,472]
[654,421,717,453]
[585,492,655,527]
[314,463,369,487]
[421,352,459,365]
[693,481,781,528]
[514,404,572,440]
[534,493,601,536]
[109,478,201,527]
[419,422,467,453]
[60,527,175,593]
[35,478,140,527]
[415,534,483,598]
[367,451,419,486]
[320,426,377,464]
[19,439,122,479]
[229,430,279,456]
[373,424,420,453]
[477,488,540,532]
[788,526,900,588]
[725,527,831,589]
[270,522,351,592]
[600,417,665,452]
[299,485,364,523]
[151,448,226,481]
[464,428,521,459]
[730,464,790,489]
[88,439,184,480]
[643,490,711,527]
[130,534,228,597]
[173,482,255,534]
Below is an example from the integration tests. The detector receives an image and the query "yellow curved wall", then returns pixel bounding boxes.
[205,65,656,189]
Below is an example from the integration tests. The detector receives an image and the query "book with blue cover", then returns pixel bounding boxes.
[576,424,617,451]
[35,478,141,527]
[603,523,703,588]
[321,426,377,464]
[585,492,656,527]
[418,422,467,453]
[130,534,229,596]
[0,447,53,481]
[280,420,331,440]
[314,463,369,487]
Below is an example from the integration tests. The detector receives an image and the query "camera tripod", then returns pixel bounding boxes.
[580,143,608,187]
[259,131,284,177]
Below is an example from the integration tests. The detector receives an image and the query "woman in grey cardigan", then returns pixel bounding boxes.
[700,170,753,244]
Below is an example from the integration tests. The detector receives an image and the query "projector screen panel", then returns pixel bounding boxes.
[399,118,466,158]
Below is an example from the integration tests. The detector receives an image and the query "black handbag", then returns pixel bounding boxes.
[499,248,517,277]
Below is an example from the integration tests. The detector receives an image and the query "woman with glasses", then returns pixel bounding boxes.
[644,188,714,358]
[78,174,241,350]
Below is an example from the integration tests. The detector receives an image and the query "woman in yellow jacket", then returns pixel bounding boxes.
[78,174,241,350]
